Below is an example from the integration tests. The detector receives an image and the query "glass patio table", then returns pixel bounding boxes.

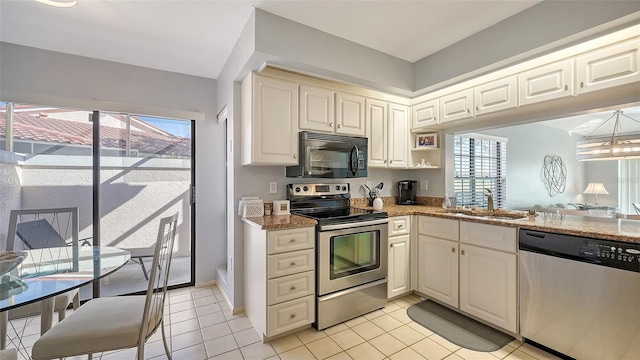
[0,246,131,350]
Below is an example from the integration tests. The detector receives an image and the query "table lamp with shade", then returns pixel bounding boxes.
[583,182,609,205]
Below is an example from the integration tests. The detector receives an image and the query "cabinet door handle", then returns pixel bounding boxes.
[564,84,568,91]
[390,243,394,248]
[452,247,455,253]
[293,154,297,159]
[461,250,465,255]
[338,124,342,129]
[329,122,334,127]
[289,239,296,243]
[290,314,297,319]
[290,286,297,291]
[384,160,387,164]
[390,160,393,164]
[580,81,585,88]
[476,105,479,111]
[467,108,470,113]
[398,224,404,228]
[290,262,296,266]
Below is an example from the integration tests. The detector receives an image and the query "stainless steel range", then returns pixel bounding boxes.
[288,183,389,330]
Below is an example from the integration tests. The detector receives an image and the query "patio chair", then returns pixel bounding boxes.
[2,208,82,346]
[31,213,178,360]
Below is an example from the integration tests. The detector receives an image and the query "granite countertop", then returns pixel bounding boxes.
[241,214,317,230]
[370,204,640,244]
[240,200,640,244]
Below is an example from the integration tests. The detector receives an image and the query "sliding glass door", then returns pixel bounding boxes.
[0,102,195,300]
[96,112,194,297]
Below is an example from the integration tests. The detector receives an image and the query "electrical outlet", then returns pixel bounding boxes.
[366,181,372,190]
[420,180,428,191]
[269,182,278,194]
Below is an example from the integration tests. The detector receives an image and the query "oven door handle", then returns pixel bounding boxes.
[319,278,388,302]
[318,218,389,231]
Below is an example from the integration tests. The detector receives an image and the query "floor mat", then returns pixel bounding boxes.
[406,299,514,352]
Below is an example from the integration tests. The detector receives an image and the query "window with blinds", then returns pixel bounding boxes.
[453,135,507,208]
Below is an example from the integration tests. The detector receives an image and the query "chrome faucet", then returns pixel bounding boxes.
[484,188,494,212]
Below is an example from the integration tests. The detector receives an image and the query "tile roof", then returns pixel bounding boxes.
[0,113,190,157]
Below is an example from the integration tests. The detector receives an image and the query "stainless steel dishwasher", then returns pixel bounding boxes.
[519,229,640,360]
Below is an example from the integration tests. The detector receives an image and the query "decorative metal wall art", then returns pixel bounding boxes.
[542,155,567,197]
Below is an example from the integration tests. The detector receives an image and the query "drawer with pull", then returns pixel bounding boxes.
[267,270,314,305]
[267,295,314,336]
[268,227,314,255]
[267,249,314,279]
[388,215,410,236]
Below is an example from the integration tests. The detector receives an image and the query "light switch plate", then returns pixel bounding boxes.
[269,182,278,194]
[420,180,428,191]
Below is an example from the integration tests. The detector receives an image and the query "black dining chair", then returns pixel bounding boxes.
[31,213,178,360]
[2,208,83,349]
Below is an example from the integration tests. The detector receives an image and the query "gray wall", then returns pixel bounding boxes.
[413,1,640,92]
[0,42,223,285]
[480,124,588,210]
[584,161,620,208]
[479,123,620,210]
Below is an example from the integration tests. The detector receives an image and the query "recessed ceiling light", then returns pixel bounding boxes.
[35,0,78,8]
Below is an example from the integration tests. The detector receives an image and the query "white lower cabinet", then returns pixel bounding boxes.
[417,216,459,308]
[459,244,517,333]
[417,235,459,307]
[416,217,518,334]
[244,224,316,341]
[388,216,411,298]
[459,221,518,334]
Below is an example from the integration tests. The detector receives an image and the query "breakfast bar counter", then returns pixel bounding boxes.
[363,203,640,244]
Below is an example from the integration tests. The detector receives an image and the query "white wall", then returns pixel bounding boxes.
[0,42,223,285]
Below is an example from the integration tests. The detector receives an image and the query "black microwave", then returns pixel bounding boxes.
[286,131,368,178]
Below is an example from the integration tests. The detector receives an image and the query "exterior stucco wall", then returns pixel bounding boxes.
[17,158,191,257]
[0,159,22,250]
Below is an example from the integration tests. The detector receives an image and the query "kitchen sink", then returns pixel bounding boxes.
[442,208,526,220]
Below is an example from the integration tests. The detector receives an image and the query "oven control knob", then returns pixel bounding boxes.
[303,186,309,192]
[336,185,340,190]
[295,187,301,193]
[342,186,347,191]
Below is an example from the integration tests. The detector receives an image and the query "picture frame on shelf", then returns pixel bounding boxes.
[415,133,438,149]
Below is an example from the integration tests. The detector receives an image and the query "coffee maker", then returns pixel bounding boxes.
[398,180,417,205]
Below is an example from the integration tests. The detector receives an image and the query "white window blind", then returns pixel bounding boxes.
[618,158,640,214]
[454,135,507,208]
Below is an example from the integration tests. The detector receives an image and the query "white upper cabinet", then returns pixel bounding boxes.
[242,73,299,166]
[440,89,474,123]
[412,98,439,129]
[474,76,518,115]
[366,99,387,168]
[387,103,409,168]
[576,37,640,94]
[335,92,366,136]
[367,100,408,169]
[299,85,335,133]
[518,59,574,106]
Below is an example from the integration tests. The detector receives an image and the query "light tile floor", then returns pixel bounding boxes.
[6,285,561,360]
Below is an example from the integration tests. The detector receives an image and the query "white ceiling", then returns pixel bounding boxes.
[0,0,541,80]
[539,106,640,137]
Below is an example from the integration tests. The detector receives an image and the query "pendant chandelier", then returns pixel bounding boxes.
[576,109,640,161]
